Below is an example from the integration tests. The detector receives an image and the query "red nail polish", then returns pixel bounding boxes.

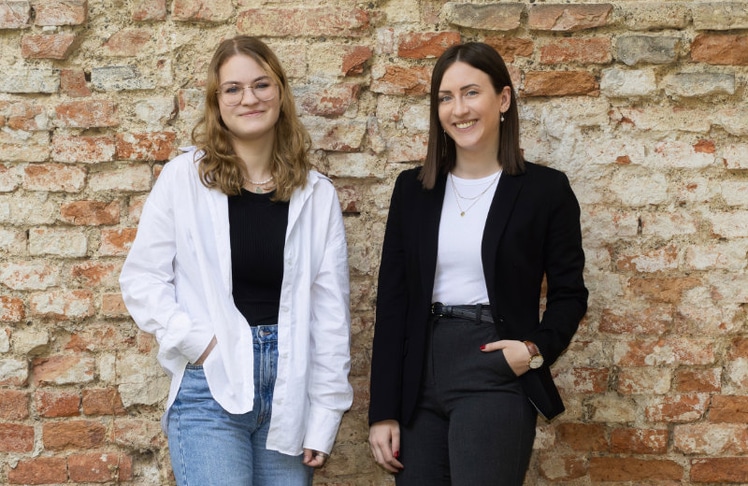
[394,451,400,458]
[480,345,486,350]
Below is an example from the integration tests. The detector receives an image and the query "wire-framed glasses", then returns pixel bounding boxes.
[217,81,277,105]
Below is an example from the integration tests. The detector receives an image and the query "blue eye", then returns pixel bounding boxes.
[223,86,240,95]
[439,95,453,103]
[254,82,271,90]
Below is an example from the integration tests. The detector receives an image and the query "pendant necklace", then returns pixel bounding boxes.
[450,171,501,217]
[247,175,274,194]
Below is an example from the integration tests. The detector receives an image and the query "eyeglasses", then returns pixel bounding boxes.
[217,81,277,105]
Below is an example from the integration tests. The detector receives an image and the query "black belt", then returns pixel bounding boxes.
[431,302,494,324]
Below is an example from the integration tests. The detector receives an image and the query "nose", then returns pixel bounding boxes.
[453,96,469,115]
[240,86,260,104]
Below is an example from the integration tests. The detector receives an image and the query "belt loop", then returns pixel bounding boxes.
[475,303,482,324]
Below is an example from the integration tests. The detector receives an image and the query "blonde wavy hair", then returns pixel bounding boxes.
[192,36,311,201]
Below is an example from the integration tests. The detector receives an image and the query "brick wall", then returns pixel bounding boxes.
[1,0,746,484]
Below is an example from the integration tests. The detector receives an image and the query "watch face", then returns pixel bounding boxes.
[529,355,544,369]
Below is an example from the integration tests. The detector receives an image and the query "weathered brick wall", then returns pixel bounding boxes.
[0,0,746,484]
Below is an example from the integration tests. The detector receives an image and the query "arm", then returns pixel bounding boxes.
[119,163,214,368]
[303,183,353,456]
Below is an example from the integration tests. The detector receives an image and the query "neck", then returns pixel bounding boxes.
[232,137,274,182]
[452,155,501,179]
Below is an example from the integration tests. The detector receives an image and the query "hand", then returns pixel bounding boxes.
[369,419,404,473]
[302,449,328,468]
[193,336,217,365]
[480,339,530,376]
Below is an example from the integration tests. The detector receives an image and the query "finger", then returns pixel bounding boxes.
[479,340,506,352]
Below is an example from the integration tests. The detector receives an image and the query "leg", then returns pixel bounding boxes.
[252,325,313,486]
[396,393,451,486]
[167,365,254,486]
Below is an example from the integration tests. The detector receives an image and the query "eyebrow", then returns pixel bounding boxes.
[438,83,480,93]
[219,75,271,86]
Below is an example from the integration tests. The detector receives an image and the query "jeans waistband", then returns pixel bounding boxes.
[251,324,278,342]
[431,302,494,324]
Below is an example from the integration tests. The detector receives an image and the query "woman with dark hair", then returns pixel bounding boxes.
[120,36,352,485]
[368,42,588,485]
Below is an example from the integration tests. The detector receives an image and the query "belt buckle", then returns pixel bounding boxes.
[431,302,444,317]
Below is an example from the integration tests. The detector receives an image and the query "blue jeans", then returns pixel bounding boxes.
[167,325,313,486]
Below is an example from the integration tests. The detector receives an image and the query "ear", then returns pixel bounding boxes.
[499,86,512,113]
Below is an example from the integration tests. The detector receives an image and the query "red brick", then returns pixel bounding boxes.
[341,45,373,76]
[529,4,612,32]
[115,131,176,161]
[7,102,46,131]
[173,0,232,22]
[694,139,716,154]
[102,28,152,57]
[0,423,34,452]
[99,228,137,256]
[557,366,609,394]
[52,134,116,163]
[589,457,683,481]
[372,65,430,96]
[691,457,748,483]
[7,457,67,485]
[556,423,608,451]
[55,100,118,128]
[23,163,87,192]
[32,354,95,385]
[60,68,91,97]
[610,428,669,454]
[60,200,120,226]
[35,0,87,26]
[729,337,748,359]
[237,7,370,37]
[397,32,461,59]
[599,304,673,334]
[0,390,29,420]
[628,276,702,303]
[34,389,81,417]
[102,292,129,317]
[299,83,360,117]
[523,71,599,96]
[0,296,25,322]
[70,261,121,288]
[692,34,748,66]
[132,0,166,21]
[68,452,133,482]
[674,368,721,393]
[43,419,106,449]
[82,388,126,416]
[645,394,709,422]
[0,1,31,29]
[709,395,748,423]
[21,33,77,59]
[484,37,534,63]
[540,38,611,64]
[65,323,135,353]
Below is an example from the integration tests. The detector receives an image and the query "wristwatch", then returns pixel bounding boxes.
[523,341,544,369]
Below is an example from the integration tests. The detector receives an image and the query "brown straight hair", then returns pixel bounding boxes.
[420,42,524,190]
[192,36,311,201]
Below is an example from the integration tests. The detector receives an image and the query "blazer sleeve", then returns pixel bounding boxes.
[369,171,409,425]
[528,171,588,366]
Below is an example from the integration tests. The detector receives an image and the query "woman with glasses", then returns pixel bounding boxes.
[368,42,588,485]
[120,36,352,485]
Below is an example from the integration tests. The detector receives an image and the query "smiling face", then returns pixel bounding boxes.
[437,61,511,161]
[217,54,280,145]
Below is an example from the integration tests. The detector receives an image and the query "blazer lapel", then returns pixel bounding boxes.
[418,173,447,303]
[482,171,525,300]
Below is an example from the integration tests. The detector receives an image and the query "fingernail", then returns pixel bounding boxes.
[394,451,400,458]
[480,345,486,350]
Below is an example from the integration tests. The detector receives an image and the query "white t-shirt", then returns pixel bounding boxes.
[432,170,502,305]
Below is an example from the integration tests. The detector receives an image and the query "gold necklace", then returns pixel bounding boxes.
[450,171,501,217]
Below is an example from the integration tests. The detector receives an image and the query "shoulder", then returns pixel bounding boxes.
[519,161,571,189]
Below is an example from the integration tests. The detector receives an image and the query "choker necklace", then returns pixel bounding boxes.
[247,175,274,194]
[450,171,501,217]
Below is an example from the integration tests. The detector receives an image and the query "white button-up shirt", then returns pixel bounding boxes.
[119,149,352,455]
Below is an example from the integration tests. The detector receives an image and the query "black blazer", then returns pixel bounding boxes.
[369,163,588,425]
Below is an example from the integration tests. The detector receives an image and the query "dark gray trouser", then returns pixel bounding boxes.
[396,316,537,486]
